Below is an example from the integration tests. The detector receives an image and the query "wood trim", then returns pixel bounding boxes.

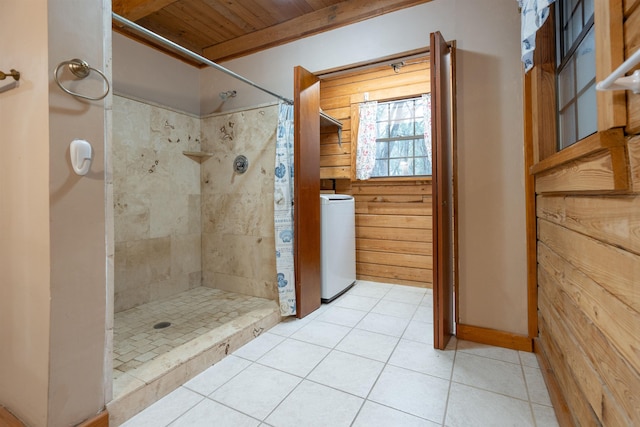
[113,0,179,21]
[364,176,433,184]
[77,411,109,427]
[595,0,627,131]
[533,338,575,427]
[0,406,25,427]
[431,31,454,350]
[450,43,460,329]
[294,66,322,318]
[523,70,538,339]
[530,128,626,175]
[531,9,558,163]
[535,150,622,194]
[625,0,640,16]
[456,324,533,352]
[315,47,430,78]
[202,0,433,62]
[611,145,631,189]
[349,83,431,104]
[628,135,640,191]
[528,1,628,171]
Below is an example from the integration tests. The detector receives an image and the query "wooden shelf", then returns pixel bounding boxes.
[320,110,342,128]
[320,109,343,146]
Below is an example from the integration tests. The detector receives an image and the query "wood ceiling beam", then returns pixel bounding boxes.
[113,0,180,21]
[202,0,432,62]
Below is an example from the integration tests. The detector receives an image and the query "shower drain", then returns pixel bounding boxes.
[153,321,171,330]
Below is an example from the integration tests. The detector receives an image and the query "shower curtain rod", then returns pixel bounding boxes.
[112,12,294,105]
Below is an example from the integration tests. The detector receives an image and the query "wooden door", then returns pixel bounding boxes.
[431,32,455,349]
[293,66,322,318]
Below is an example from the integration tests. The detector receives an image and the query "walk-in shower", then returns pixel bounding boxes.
[107,13,316,424]
[109,92,284,424]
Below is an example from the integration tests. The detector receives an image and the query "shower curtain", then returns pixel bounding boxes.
[274,103,296,316]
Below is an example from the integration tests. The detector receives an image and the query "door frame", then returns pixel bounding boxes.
[431,32,458,350]
[293,66,322,318]
[293,44,458,335]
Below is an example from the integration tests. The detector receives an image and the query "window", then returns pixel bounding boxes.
[371,96,432,177]
[556,0,596,149]
[527,0,627,180]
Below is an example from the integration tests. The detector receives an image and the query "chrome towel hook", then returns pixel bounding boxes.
[54,58,110,101]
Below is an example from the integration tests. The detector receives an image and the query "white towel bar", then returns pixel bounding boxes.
[596,49,640,94]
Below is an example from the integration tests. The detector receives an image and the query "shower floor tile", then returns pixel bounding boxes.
[113,287,274,376]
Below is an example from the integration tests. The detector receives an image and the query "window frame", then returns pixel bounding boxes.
[369,95,432,178]
[350,87,433,183]
[527,0,627,179]
[555,0,597,150]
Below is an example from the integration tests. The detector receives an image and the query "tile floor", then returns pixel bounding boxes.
[120,281,558,427]
[113,287,275,375]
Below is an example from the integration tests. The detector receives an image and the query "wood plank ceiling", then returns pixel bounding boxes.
[112,0,432,66]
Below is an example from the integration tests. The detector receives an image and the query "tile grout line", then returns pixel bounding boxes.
[129,281,558,426]
[241,284,387,425]
[439,337,458,427]
[143,283,445,426]
[347,282,434,426]
[346,291,403,427]
[255,307,358,425]
[520,351,539,427]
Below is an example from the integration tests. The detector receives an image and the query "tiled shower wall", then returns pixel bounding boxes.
[113,97,279,312]
[113,96,202,312]
[200,105,279,302]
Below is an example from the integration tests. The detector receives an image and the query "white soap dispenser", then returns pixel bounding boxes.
[70,139,93,176]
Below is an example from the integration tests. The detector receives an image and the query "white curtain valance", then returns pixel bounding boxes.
[518,0,556,72]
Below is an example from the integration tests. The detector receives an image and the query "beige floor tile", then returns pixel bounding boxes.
[113,286,274,377]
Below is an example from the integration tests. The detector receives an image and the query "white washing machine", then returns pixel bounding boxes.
[320,194,356,302]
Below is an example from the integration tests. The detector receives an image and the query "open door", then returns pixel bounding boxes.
[293,66,322,318]
[431,32,455,349]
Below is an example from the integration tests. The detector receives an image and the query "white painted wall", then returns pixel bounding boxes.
[47,0,109,423]
[113,0,528,335]
[202,0,528,335]
[0,0,109,425]
[0,1,51,425]
[199,0,455,114]
[113,32,201,115]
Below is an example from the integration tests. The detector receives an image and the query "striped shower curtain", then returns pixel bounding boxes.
[274,103,296,316]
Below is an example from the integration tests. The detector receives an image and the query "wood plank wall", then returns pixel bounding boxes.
[319,56,433,287]
[534,2,640,424]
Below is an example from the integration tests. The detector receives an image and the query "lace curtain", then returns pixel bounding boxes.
[274,103,296,316]
[355,101,378,180]
[422,93,433,174]
[356,96,432,178]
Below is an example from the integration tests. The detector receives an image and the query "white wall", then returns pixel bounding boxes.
[0,1,51,425]
[199,0,455,114]
[450,0,527,335]
[47,0,109,423]
[113,32,201,115]
[203,0,527,335]
[0,0,109,425]
[114,0,528,335]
